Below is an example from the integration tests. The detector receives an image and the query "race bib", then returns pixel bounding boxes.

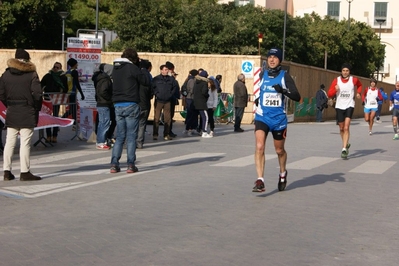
[262,93,282,107]
[339,92,351,98]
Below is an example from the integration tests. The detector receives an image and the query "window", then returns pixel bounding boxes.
[327,2,340,20]
[374,2,387,26]
[235,0,253,6]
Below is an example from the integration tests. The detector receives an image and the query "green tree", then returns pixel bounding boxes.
[303,13,384,77]
[0,0,71,49]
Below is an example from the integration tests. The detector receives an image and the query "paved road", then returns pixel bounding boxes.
[1,116,398,266]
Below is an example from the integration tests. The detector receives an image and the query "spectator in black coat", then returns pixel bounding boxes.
[0,49,42,181]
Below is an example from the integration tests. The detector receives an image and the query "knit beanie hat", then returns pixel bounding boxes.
[165,61,175,70]
[199,70,208,78]
[67,58,78,67]
[15,49,30,61]
[189,69,199,76]
[341,63,352,71]
[267,48,282,62]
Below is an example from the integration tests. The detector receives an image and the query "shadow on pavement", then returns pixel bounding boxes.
[257,172,346,197]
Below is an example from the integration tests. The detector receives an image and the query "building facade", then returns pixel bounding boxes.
[294,0,398,84]
[219,0,398,84]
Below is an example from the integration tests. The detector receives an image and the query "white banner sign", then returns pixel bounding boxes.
[66,37,102,109]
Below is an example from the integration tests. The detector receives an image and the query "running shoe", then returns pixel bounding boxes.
[278,171,287,191]
[341,149,348,159]
[346,143,351,156]
[252,179,265,192]
[202,132,213,138]
[393,134,399,140]
[96,143,111,150]
[369,131,372,136]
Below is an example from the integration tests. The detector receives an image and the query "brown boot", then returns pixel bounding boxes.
[4,171,15,181]
[20,172,41,181]
[52,137,57,143]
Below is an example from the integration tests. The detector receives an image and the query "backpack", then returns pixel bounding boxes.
[181,79,188,97]
[61,70,73,93]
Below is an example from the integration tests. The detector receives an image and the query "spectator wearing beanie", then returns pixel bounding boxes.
[0,49,42,181]
[182,69,199,135]
[165,61,179,137]
[62,58,86,128]
[193,69,213,138]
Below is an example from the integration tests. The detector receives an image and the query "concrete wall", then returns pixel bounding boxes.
[1,49,394,124]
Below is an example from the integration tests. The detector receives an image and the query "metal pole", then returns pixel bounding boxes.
[324,50,327,69]
[282,0,287,61]
[95,0,99,38]
[61,19,65,51]
[58,12,69,51]
[347,0,351,30]
[377,23,382,80]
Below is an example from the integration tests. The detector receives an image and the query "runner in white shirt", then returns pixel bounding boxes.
[327,63,362,159]
[362,79,383,135]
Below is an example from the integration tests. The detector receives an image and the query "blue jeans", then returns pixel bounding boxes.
[96,107,111,144]
[111,104,140,166]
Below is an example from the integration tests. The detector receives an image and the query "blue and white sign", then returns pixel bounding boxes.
[241,60,254,78]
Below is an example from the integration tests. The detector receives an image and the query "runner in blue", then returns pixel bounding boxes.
[252,48,301,193]
[389,81,399,140]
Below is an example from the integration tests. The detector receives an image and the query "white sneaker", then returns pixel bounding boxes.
[182,130,188,135]
[369,131,372,135]
[202,132,213,138]
[393,134,399,140]
[209,131,214,137]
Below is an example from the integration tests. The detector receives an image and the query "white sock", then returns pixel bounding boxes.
[280,171,286,178]
[257,177,264,182]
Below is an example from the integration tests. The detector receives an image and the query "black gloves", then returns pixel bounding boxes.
[273,84,288,94]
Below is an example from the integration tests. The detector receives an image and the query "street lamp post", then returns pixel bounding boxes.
[282,0,288,61]
[346,0,354,30]
[58,11,69,51]
[95,0,99,38]
[376,18,386,81]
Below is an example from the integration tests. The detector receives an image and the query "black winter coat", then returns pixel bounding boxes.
[152,74,176,103]
[139,69,153,111]
[0,59,42,128]
[92,71,113,108]
[193,76,209,110]
[112,58,150,104]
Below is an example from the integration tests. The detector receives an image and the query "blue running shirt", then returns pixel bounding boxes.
[255,70,288,131]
